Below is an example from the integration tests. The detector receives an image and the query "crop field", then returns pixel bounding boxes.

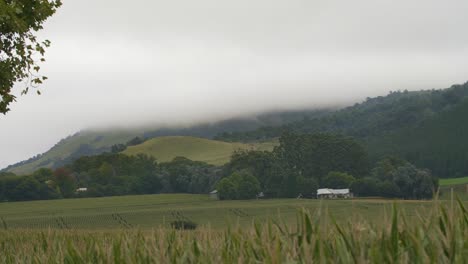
[123,136,276,165]
[0,193,463,230]
[0,197,467,263]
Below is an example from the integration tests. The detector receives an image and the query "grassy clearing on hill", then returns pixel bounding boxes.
[0,199,467,263]
[123,136,277,165]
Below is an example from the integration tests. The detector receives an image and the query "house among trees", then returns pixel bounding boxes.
[317,188,352,199]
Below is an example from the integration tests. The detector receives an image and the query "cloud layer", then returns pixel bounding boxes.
[2,0,468,168]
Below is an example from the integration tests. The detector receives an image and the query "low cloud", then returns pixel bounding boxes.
[2,0,468,168]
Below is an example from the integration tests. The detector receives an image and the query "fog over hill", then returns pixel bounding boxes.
[2,0,468,169]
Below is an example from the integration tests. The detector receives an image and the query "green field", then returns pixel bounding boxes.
[123,136,276,165]
[439,177,468,200]
[0,193,453,230]
[440,176,468,186]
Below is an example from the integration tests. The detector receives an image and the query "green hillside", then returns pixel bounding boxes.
[123,136,276,165]
[5,130,140,175]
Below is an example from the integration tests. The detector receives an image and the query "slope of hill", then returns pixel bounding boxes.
[3,110,323,175]
[123,136,276,165]
[4,130,141,175]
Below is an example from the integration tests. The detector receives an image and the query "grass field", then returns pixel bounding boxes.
[123,136,277,165]
[440,176,468,186]
[439,177,468,201]
[0,193,460,230]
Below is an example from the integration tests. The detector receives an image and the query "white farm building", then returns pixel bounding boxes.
[317,188,352,199]
[76,187,88,192]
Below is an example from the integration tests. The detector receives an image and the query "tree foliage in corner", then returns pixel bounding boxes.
[0,0,61,114]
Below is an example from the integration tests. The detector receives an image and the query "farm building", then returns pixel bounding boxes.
[209,190,219,200]
[317,188,352,199]
[76,187,88,193]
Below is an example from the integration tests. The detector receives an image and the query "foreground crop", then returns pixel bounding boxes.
[0,200,467,263]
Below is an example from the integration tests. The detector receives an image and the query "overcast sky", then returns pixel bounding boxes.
[1,0,468,169]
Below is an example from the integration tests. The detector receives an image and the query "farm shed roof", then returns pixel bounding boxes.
[317,188,350,195]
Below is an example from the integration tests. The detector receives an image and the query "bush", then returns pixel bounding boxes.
[170,220,197,230]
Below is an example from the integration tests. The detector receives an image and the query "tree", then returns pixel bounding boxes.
[216,178,236,200]
[0,0,62,114]
[12,176,41,201]
[126,136,145,146]
[160,156,220,194]
[377,180,400,198]
[53,167,75,198]
[216,171,260,200]
[96,162,114,185]
[226,150,275,189]
[351,177,380,197]
[322,172,355,189]
[413,169,437,199]
[391,165,436,199]
[0,175,22,201]
[31,167,53,182]
[276,132,369,182]
[111,144,127,153]
[371,157,407,181]
[367,158,437,199]
[296,176,318,197]
[234,171,261,199]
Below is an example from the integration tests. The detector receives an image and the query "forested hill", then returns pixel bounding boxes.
[366,96,468,178]
[215,82,468,178]
[216,82,468,141]
[3,110,329,175]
